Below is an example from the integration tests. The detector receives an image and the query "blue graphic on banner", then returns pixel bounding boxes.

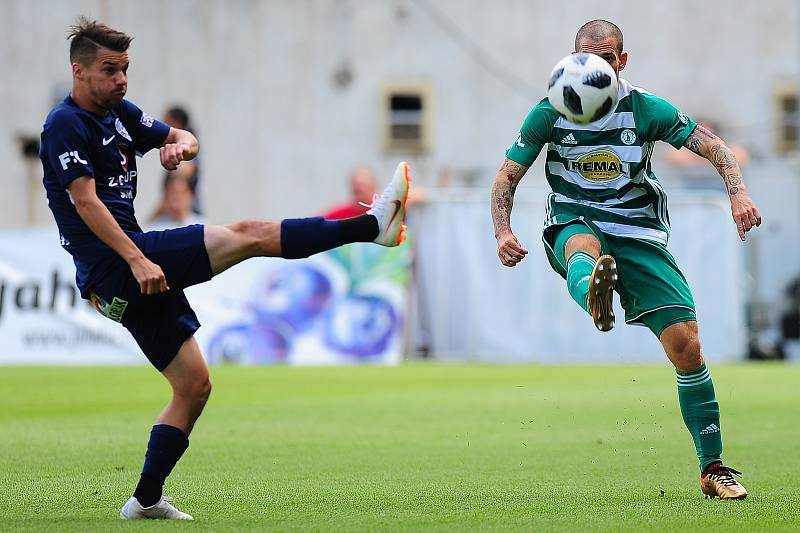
[201,239,410,365]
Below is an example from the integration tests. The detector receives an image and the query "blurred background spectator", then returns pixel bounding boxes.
[148,173,204,230]
[151,106,202,218]
[324,167,378,220]
[666,119,750,183]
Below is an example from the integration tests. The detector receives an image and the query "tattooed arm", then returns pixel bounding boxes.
[491,158,530,267]
[683,124,762,241]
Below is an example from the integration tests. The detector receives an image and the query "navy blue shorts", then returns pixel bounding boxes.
[87,224,214,371]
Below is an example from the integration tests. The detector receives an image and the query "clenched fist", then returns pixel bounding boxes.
[160,142,191,171]
[496,229,528,267]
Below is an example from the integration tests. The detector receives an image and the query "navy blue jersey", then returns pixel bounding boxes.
[40,95,170,292]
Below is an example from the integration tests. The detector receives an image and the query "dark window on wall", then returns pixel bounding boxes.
[776,90,799,155]
[384,86,431,153]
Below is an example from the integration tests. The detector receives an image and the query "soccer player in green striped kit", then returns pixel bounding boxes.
[490,20,761,499]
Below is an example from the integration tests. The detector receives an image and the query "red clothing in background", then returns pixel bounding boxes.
[323,203,369,220]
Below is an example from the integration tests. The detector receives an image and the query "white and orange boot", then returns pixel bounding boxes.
[365,162,410,247]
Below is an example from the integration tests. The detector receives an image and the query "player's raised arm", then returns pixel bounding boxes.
[69,177,169,294]
[159,127,199,171]
[683,124,761,241]
[491,158,529,267]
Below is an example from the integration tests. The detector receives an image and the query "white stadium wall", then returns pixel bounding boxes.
[1,0,798,225]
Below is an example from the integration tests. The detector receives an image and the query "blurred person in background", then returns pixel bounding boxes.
[667,118,750,169]
[40,17,409,521]
[491,19,759,500]
[324,167,378,220]
[148,173,204,231]
[150,106,202,217]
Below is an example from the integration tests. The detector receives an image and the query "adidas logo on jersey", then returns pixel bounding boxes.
[561,133,577,145]
[700,423,720,435]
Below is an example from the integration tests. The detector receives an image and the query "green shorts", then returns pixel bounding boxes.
[543,220,696,338]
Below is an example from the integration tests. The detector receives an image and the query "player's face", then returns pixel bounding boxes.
[77,48,129,110]
[577,38,628,76]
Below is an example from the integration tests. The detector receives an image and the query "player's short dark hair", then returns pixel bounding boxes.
[68,16,132,66]
[575,19,623,56]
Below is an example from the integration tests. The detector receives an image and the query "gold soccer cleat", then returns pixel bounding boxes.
[700,463,748,500]
[587,255,617,332]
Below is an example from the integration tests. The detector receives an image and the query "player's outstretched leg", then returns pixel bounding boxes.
[120,337,210,520]
[558,227,617,331]
[660,321,747,500]
[204,162,410,275]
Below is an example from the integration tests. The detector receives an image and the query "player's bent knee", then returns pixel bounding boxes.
[661,322,703,370]
[193,371,212,400]
[565,233,601,258]
[196,376,212,402]
[173,371,212,402]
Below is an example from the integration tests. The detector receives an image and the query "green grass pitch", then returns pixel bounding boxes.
[0,363,798,532]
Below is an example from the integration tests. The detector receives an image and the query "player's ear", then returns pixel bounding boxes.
[618,51,628,72]
[72,62,83,80]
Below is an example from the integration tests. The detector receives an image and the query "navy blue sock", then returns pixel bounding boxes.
[133,424,189,507]
[280,215,379,259]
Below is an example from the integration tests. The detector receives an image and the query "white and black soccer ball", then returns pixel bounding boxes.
[547,53,619,124]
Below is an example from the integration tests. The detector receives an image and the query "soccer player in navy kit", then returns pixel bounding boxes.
[40,18,410,520]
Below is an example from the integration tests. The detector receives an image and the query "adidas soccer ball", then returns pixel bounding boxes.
[547,53,619,124]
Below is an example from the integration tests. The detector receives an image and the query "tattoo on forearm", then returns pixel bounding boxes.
[490,159,528,236]
[492,186,513,234]
[709,144,737,170]
[683,124,744,196]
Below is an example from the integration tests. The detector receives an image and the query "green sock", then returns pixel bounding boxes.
[566,251,594,314]
[676,364,722,471]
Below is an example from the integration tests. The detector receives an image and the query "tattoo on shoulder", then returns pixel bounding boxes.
[685,132,703,153]
[683,124,717,155]
[500,159,522,179]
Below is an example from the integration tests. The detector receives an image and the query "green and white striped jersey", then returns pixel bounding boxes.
[506,78,697,245]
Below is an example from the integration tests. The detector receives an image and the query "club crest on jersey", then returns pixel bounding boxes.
[570,150,625,182]
[115,118,132,141]
[620,129,636,145]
